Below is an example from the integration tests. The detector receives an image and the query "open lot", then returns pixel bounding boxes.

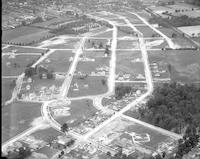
[135,26,160,38]
[2,54,40,76]
[116,51,145,81]
[2,46,47,54]
[117,40,140,49]
[149,50,200,83]
[145,38,168,49]
[39,50,74,72]
[2,102,42,143]
[178,25,200,37]
[89,116,175,153]
[110,18,127,25]
[2,78,17,106]
[2,26,53,45]
[92,30,113,38]
[68,76,108,97]
[39,36,81,49]
[51,99,98,128]
[117,26,137,38]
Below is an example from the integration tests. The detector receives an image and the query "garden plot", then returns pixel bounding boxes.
[39,50,74,72]
[2,54,40,76]
[20,76,64,101]
[38,36,81,49]
[116,51,145,81]
[145,38,168,49]
[75,52,110,75]
[84,38,110,50]
[67,76,108,98]
[2,78,17,106]
[148,51,170,80]
[50,99,97,128]
[135,26,160,38]
[2,102,42,143]
[117,40,140,49]
[2,26,53,45]
[89,116,176,154]
[2,46,47,54]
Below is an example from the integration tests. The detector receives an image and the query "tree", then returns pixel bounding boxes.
[61,123,69,133]
[7,146,32,159]
[99,42,103,48]
[101,79,107,86]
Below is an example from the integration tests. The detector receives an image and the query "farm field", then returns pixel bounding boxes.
[89,117,175,153]
[149,50,200,83]
[2,46,47,54]
[39,50,74,72]
[117,40,139,49]
[67,76,108,97]
[135,26,160,38]
[2,102,42,143]
[39,36,81,49]
[2,54,40,76]
[2,26,53,45]
[116,51,145,81]
[51,99,98,127]
[2,78,16,106]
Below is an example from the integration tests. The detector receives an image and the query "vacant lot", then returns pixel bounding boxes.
[92,30,113,38]
[110,18,127,25]
[51,99,98,127]
[39,36,80,49]
[2,78,16,106]
[68,76,108,97]
[149,50,200,83]
[136,26,160,37]
[2,46,46,54]
[178,25,200,37]
[2,26,53,45]
[117,40,139,49]
[116,51,145,81]
[2,54,40,76]
[39,50,74,72]
[145,39,168,49]
[2,102,42,143]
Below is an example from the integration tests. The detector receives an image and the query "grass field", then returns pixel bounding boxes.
[2,78,17,106]
[149,50,200,83]
[2,46,46,54]
[51,99,98,127]
[110,18,127,25]
[67,76,108,97]
[2,26,53,44]
[117,40,140,49]
[39,50,74,72]
[2,102,42,143]
[116,51,145,80]
[2,54,40,76]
